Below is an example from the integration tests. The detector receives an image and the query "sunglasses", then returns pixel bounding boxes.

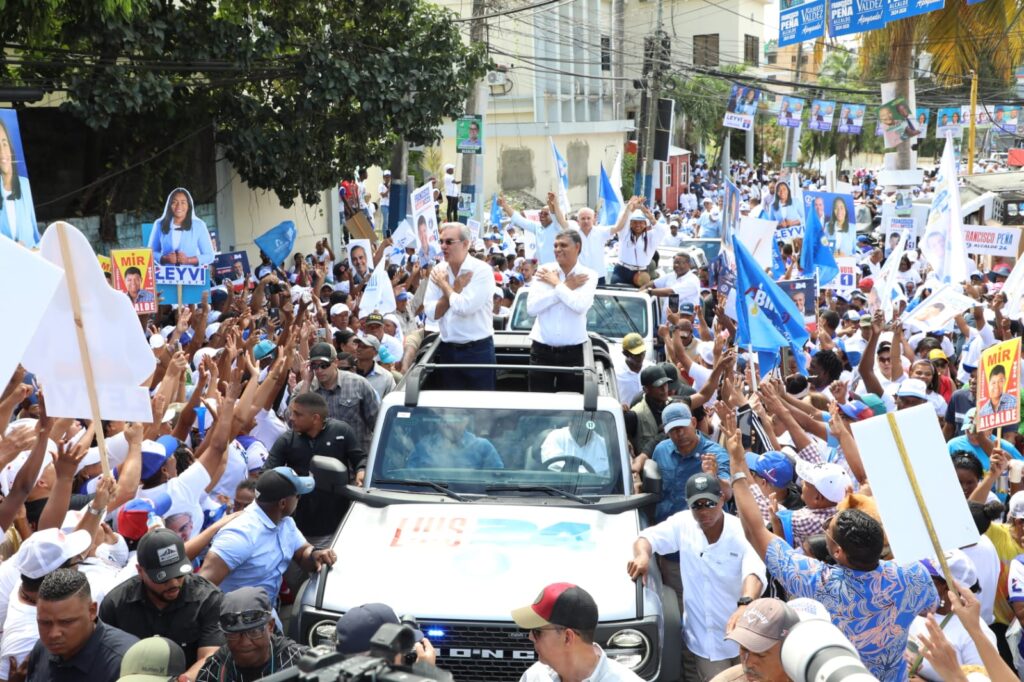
[530,626,566,638]
[310,362,332,370]
[220,609,270,632]
[690,499,717,510]
[440,238,464,246]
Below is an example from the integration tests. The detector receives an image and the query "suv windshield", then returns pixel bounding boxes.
[510,294,646,339]
[372,406,624,495]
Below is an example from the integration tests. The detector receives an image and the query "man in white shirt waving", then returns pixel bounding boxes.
[527,230,597,392]
[425,222,496,390]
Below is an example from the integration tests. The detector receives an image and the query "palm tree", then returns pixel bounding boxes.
[860,1,1024,169]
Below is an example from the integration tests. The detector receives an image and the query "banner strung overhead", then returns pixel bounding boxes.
[828,0,886,38]
[808,100,836,131]
[836,104,866,134]
[779,0,825,46]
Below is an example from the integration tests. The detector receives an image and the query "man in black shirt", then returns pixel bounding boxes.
[99,529,224,679]
[266,392,366,541]
[24,569,137,682]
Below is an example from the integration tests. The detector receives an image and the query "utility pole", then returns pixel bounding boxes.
[782,41,803,169]
[639,0,665,202]
[968,69,978,175]
[613,0,625,120]
[460,0,487,222]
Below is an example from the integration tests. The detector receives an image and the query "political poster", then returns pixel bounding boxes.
[887,0,944,22]
[836,104,866,134]
[97,255,112,276]
[212,251,251,293]
[901,284,976,332]
[808,100,836,131]
[935,107,963,137]
[803,191,857,256]
[724,85,760,131]
[0,110,40,247]
[111,248,157,315]
[883,215,916,255]
[455,115,483,155]
[777,97,804,127]
[961,105,992,128]
[147,188,215,267]
[976,337,1021,432]
[878,96,921,150]
[963,224,1021,257]
[775,277,816,328]
[391,219,418,252]
[827,0,886,38]
[913,108,930,131]
[827,257,859,298]
[467,218,481,242]
[155,265,209,305]
[411,181,439,259]
[993,105,1020,134]
[347,239,373,282]
[779,0,826,47]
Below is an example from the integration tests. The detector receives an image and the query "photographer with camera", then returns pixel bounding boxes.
[334,604,453,682]
[710,598,801,681]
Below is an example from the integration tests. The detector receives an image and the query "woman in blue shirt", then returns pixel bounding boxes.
[148,188,215,266]
[767,181,803,231]
[0,118,39,246]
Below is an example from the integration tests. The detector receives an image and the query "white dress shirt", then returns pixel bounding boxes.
[577,224,613,278]
[444,173,458,197]
[511,213,561,266]
[640,511,765,661]
[618,222,668,268]
[679,193,698,213]
[519,644,644,681]
[424,255,495,343]
[527,261,597,347]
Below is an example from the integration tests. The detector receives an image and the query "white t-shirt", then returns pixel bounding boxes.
[962,535,1000,625]
[379,183,390,208]
[0,590,36,680]
[251,408,288,450]
[908,613,995,681]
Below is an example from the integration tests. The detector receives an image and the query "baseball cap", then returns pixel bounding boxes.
[354,333,382,351]
[928,349,947,361]
[685,472,722,506]
[696,341,715,366]
[396,291,412,301]
[220,587,273,633]
[511,583,599,631]
[116,491,173,542]
[678,302,696,317]
[253,339,277,361]
[16,528,92,579]
[839,400,874,422]
[725,598,800,654]
[745,451,795,488]
[860,393,887,416]
[140,439,173,481]
[640,366,671,388]
[662,403,693,433]
[335,603,423,654]
[329,303,350,317]
[235,436,269,472]
[364,312,385,327]
[383,170,391,176]
[309,342,336,362]
[843,311,861,323]
[896,378,928,401]
[988,264,1012,281]
[795,461,852,504]
[379,347,398,364]
[921,549,978,589]
[137,528,193,583]
[858,316,872,327]
[621,333,646,356]
[256,466,314,502]
[119,636,188,682]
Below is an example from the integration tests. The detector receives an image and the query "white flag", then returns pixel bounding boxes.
[873,230,907,320]
[549,137,571,215]
[922,132,969,285]
[0,238,63,388]
[1000,257,1024,320]
[359,260,396,316]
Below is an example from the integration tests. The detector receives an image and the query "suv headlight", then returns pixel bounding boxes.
[309,619,338,648]
[606,628,651,670]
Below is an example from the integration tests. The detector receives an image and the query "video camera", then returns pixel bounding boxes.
[257,623,438,682]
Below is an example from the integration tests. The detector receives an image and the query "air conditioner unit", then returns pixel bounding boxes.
[486,71,508,86]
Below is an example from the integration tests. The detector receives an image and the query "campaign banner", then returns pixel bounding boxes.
[883,216,917,255]
[777,97,804,127]
[411,181,439,259]
[212,251,251,292]
[775,225,805,240]
[976,337,1021,432]
[963,225,1021,257]
[391,219,418,252]
[724,85,760,131]
[155,265,209,304]
[776,276,817,328]
[97,255,112,275]
[836,104,866,134]
[828,0,886,38]
[803,191,856,256]
[780,0,826,47]
[901,284,976,332]
[879,96,921,150]
[808,100,836,131]
[827,257,859,297]
[455,115,483,155]
[467,218,481,242]
[887,0,943,21]
[111,248,157,316]
[935,107,963,137]
[993,105,1020,134]
[0,110,40,247]
[961,105,992,128]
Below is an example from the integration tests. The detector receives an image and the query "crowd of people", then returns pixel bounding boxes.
[1,147,1022,682]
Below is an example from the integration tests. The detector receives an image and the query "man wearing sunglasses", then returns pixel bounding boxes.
[627,472,765,682]
[196,587,306,682]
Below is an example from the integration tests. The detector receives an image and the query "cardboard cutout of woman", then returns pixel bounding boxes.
[0,117,39,246]
[148,188,214,266]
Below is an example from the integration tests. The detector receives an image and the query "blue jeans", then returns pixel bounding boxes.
[611,264,641,286]
[381,205,390,236]
[436,337,496,391]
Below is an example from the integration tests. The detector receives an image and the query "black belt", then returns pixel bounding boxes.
[533,341,585,353]
[441,337,491,350]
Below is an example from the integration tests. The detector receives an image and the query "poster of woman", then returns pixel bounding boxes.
[147,188,215,266]
[936,107,962,137]
[0,110,39,247]
[804,191,856,256]
[767,180,804,237]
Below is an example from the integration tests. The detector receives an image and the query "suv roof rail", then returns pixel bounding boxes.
[403,338,600,411]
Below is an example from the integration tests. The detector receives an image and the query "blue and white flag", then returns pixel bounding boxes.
[489,194,503,228]
[733,235,809,375]
[549,137,571,215]
[598,163,623,226]
[800,200,839,284]
[359,259,396,315]
[922,132,968,285]
[254,220,297,266]
[771,237,787,280]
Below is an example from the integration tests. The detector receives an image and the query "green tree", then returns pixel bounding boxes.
[667,65,745,152]
[8,0,489,220]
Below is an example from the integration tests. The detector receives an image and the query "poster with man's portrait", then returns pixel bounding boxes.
[111,248,157,315]
[456,115,483,155]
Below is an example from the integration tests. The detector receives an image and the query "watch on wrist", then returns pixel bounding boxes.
[737,596,753,607]
[86,505,103,517]
[731,471,748,483]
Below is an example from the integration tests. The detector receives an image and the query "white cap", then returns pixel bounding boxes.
[922,549,978,589]
[383,170,392,176]
[444,163,455,171]
[896,378,928,401]
[204,322,221,341]
[243,440,269,471]
[76,447,102,475]
[795,461,852,504]
[330,303,350,317]
[696,341,715,366]
[493,286,504,299]
[161,325,175,338]
[629,209,646,222]
[0,443,57,496]
[149,333,166,350]
[192,346,220,371]
[1008,491,1024,519]
[15,528,93,579]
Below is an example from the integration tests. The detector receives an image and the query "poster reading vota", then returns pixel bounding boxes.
[836,104,866,134]
[808,100,836,131]
[828,0,886,38]
[777,97,804,127]
[779,0,825,47]
[724,84,760,131]
[976,337,1022,432]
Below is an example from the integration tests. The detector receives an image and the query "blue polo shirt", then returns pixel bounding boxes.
[651,433,730,523]
[208,503,307,602]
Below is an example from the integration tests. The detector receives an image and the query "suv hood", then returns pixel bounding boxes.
[323,502,642,621]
